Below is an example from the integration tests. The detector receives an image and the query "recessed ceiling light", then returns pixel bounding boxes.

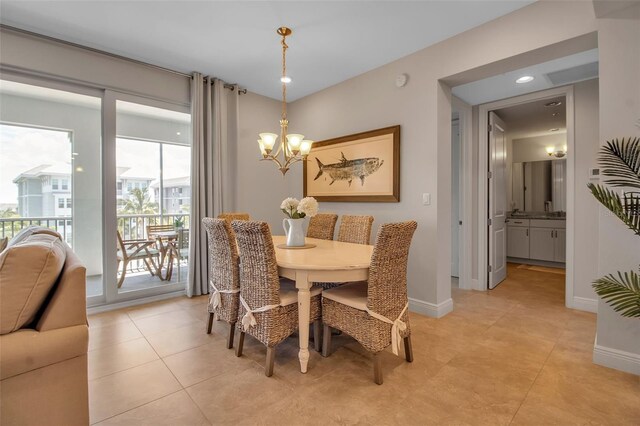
[549,128,560,132]
[280,76,292,84]
[544,101,562,107]
[515,76,534,84]
[176,132,181,136]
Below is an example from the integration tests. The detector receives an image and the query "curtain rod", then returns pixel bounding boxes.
[1,24,247,95]
[221,82,247,95]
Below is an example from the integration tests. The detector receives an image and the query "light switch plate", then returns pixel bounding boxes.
[422,193,431,205]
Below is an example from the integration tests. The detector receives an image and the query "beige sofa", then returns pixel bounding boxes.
[0,228,89,425]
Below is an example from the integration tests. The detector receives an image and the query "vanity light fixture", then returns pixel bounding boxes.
[515,75,534,84]
[546,146,567,158]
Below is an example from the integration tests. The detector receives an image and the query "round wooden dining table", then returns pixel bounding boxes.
[272,235,374,373]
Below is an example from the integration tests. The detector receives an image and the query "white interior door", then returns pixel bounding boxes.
[488,111,507,288]
[451,120,460,277]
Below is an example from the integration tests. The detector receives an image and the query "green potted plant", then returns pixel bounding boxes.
[174,217,184,230]
[587,137,640,318]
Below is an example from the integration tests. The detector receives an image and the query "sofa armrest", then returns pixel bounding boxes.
[36,248,87,332]
[0,325,88,380]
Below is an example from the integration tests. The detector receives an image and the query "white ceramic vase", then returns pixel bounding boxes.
[283,218,305,247]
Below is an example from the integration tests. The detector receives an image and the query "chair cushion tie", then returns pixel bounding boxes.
[239,295,280,331]
[365,303,409,356]
[209,280,240,311]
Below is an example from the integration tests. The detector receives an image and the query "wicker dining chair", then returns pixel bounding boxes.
[218,212,250,223]
[314,215,376,291]
[338,215,375,245]
[202,218,240,349]
[232,220,322,377]
[321,221,418,385]
[306,213,338,240]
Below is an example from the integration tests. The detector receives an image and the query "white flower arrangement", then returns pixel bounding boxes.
[281,196,319,219]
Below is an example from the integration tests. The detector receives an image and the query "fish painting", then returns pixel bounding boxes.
[314,152,383,186]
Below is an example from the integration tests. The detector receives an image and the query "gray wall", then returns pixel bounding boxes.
[0,28,189,106]
[235,91,296,233]
[284,1,604,313]
[595,16,640,366]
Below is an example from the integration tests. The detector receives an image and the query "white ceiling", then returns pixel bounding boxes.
[494,95,566,140]
[0,1,534,101]
[452,49,599,105]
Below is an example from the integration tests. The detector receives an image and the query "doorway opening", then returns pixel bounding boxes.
[488,95,568,300]
[477,86,576,308]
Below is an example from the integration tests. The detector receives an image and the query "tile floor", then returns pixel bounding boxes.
[87,264,640,425]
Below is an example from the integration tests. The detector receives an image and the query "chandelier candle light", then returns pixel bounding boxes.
[258,27,313,175]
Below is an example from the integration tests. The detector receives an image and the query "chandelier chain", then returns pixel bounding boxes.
[257,26,311,176]
[281,33,288,120]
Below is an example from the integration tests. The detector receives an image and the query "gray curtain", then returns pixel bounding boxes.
[188,73,239,297]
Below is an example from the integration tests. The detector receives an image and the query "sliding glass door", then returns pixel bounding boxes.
[108,97,191,300]
[0,78,104,304]
[1,77,191,307]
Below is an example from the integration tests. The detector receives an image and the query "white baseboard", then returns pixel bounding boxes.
[87,290,187,315]
[569,296,598,313]
[409,297,454,318]
[471,278,481,291]
[593,336,640,375]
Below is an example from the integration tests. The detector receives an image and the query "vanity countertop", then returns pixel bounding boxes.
[508,213,566,220]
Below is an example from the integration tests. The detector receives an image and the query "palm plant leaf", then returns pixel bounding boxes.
[593,271,640,317]
[599,137,640,189]
[588,183,640,235]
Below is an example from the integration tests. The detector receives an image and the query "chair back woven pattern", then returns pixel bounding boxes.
[337,215,374,245]
[306,213,338,240]
[218,212,250,223]
[231,221,281,310]
[366,221,418,320]
[202,218,239,323]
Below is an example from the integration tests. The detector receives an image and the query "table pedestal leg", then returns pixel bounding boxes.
[295,271,311,373]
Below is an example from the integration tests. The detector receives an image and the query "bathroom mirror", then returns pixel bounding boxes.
[512,159,566,212]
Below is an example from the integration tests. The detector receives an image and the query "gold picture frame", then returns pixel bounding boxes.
[303,125,400,202]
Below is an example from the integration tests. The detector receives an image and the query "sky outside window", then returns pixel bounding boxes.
[0,124,71,205]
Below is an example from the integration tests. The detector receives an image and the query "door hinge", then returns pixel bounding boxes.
[488,123,493,132]
[488,218,492,226]
[488,265,493,272]
[488,171,493,179]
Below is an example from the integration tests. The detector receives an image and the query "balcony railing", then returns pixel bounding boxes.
[116,213,190,240]
[0,213,190,244]
[1,216,73,244]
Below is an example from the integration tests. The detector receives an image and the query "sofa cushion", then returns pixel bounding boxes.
[6,225,62,249]
[0,325,88,380]
[0,233,67,334]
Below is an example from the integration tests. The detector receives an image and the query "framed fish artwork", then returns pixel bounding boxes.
[303,125,400,202]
